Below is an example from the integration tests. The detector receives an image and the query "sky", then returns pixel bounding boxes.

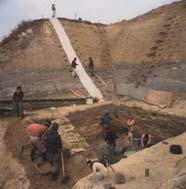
[0,0,179,40]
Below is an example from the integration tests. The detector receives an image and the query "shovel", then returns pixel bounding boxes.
[61,151,70,183]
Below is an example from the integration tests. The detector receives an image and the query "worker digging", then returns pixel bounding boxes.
[1,1,186,189]
[23,111,141,187]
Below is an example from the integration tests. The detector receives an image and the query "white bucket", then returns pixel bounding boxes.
[86,98,93,105]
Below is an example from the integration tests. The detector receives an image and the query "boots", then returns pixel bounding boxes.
[42,152,47,161]
[51,172,59,181]
[30,147,36,161]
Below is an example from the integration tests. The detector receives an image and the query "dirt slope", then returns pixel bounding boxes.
[60,19,112,68]
[0,0,186,100]
[0,119,30,189]
[107,0,186,64]
[0,20,88,99]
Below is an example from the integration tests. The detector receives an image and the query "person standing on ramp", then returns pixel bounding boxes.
[71,57,78,78]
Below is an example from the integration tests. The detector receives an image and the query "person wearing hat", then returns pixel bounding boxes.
[126,118,135,132]
[27,120,51,161]
[13,86,24,117]
[45,122,62,181]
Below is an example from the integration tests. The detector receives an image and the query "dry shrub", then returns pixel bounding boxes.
[0,20,32,46]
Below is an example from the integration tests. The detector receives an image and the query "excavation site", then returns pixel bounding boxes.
[0,1,186,189]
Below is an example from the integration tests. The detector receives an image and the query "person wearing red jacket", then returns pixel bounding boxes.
[27,120,51,161]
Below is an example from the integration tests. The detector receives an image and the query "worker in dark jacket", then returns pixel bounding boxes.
[71,57,78,77]
[13,86,24,117]
[104,128,118,156]
[88,57,94,77]
[45,122,62,181]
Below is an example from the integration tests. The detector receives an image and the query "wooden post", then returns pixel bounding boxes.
[145,168,150,177]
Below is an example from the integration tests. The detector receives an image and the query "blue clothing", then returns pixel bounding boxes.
[45,130,62,154]
[101,114,112,125]
[101,143,111,156]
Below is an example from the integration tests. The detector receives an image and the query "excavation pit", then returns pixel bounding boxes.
[2,103,186,189]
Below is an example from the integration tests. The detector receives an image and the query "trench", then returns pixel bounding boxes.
[68,104,186,163]
[3,104,186,189]
[69,103,186,144]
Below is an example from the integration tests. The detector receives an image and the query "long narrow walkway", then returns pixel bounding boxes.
[50,18,103,101]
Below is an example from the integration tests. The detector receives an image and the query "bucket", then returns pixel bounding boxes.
[86,98,93,105]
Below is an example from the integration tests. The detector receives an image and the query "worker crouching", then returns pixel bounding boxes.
[87,157,115,184]
[27,120,51,161]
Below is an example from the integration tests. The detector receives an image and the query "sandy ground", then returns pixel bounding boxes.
[0,119,30,189]
[1,101,186,189]
[2,118,90,189]
[0,103,110,189]
[120,98,186,117]
[73,133,186,189]
[0,100,186,189]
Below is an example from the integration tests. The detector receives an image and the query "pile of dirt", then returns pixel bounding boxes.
[107,0,186,64]
[164,157,186,189]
